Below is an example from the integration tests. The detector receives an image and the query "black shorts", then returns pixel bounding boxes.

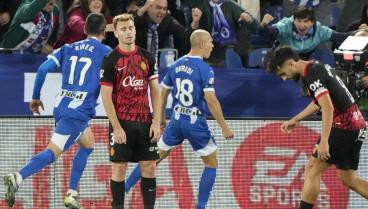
[109,119,159,162]
[312,127,366,170]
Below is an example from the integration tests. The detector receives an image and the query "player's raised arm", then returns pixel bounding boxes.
[204,91,234,139]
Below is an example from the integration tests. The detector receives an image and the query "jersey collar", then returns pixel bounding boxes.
[117,45,137,55]
[304,60,313,77]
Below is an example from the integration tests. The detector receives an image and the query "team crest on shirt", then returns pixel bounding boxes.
[209,78,214,84]
[100,70,104,78]
[184,58,188,61]
[140,61,147,70]
[110,147,114,156]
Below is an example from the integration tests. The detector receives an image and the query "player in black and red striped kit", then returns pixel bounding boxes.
[267,45,368,209]
[99,14,161,209]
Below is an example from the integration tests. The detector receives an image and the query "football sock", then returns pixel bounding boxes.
[125,164,142,193]
[111,179,125,206]
[196,167,216,209]
[69,147,94,191]
[141,177,156,209]
[299,200,314,209]
[19,149,55,180]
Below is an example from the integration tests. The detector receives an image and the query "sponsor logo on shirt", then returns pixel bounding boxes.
[122,76,144,89]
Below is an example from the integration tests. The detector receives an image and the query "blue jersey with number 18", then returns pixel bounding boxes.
[162,56,215,120]
[48,37,112,121]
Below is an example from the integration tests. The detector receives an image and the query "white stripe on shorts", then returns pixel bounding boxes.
[194,137,217,157]
[51,133,70,151]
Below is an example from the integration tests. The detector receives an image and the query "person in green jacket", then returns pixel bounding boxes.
[1,0,59,54]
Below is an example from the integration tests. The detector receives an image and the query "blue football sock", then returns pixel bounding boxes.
[125,164,142,193]
[19,149,55,180]
[69,147,94,191]
[196,167,216,209]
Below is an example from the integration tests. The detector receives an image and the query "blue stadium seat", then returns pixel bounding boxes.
[330,6,340,28]
[226,49,243,68]
[248,48,271,68]
[263,5,283,25]
[159,48,178,67]
[311,49,335,67]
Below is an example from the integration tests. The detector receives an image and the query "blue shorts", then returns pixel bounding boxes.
[51,117,89,152]
[158,117,217,156]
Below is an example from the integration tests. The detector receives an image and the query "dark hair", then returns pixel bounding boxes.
[67,0,109,19]
[266,45,300,74]
[294,5,315,22]
[85,13,106,36]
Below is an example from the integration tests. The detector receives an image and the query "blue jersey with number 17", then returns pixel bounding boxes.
[162,56,215,120]
[48,37,112,121]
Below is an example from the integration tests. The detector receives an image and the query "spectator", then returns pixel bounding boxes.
[345,2,368,32]
[259,5,351,60]
[0,0,21,43]
[133,0,201,60]
[186,0,259,67]
[337,0,368,32]
[283,0,330,27]
[1,0,60,54]
[53,0,113,49]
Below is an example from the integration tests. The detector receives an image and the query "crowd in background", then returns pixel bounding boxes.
[1,0,368,68]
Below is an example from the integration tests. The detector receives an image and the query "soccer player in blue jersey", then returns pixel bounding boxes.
[3,13,112,209]
[125,29,234,209]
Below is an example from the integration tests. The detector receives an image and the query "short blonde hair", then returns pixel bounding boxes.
[113,13,134,29]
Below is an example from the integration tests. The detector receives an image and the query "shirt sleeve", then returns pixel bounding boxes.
[32,58,58,99]
[305,66,329,100]
[47,46,63,67]
[99,55,114,86]
[147,51,158,81]
[202,65,215,92]
[161,66,173,89]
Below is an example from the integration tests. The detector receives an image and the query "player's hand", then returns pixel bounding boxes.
[30,99,44,115]
[150,122,161,143]
[280,119,298,133]
[222,126,234,140]
[238,12,252,24]
[113,127,127,144]
[314,141,330,161]
[261,14,274,27]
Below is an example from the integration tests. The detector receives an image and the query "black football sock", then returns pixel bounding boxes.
[110,179,125,207]
[299,200,314,209]
[141,177,156,209]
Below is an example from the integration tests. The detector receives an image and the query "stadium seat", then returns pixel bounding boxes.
[262,5,283,25]
[226,49,243,68]
[158,48,178,67]
[330,6,340,28]
[311,48,335,67]
[248,48,271,68]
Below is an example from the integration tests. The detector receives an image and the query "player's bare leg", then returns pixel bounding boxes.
[156,148,171,164]
[300,157,331,205]
[338,169,368,199]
